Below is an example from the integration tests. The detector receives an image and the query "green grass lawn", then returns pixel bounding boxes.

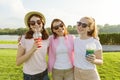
[0,49,120,80]
[97,52,120,80]
[0,49,22,80]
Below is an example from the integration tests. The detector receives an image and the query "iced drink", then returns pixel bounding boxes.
[33,29,42,48]
[34,37,42,48]
[86,49,94,56]
[86,43,96,56]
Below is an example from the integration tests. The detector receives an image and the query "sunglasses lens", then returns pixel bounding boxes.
[53,24,63,30]
[60,24,63,28]
[37,20,41,25]
[54,26,59,30]
[29,21,35,25]
[77,22,88,28]
[29,20,41,26]
[77,22,82,26]
[82,23,87,28]
[53,25,59,30]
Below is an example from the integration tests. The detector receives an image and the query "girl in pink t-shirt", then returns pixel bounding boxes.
[16,11,49,80]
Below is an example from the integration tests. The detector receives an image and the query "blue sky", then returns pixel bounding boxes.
[0,0,119,29]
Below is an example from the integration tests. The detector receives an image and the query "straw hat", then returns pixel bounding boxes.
[24,11,46,27]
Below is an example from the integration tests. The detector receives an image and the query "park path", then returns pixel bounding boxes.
[0,44,120,52]
[102,45,120,52]
[0,44,17,49]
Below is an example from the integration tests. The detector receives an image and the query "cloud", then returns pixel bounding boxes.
[0,0,26,28]
[0,0,120,29]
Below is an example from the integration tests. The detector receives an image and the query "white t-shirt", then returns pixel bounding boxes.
[74,37,102,69]
[54,37,72,69]
[20,35,49,75]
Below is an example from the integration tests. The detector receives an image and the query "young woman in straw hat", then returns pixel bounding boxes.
[16,11,49,80]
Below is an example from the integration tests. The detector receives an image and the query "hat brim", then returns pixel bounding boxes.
[24,11,46,27]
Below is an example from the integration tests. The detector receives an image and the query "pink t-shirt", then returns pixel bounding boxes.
[20,35,49,75]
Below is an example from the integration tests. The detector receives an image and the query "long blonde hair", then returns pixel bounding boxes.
[82,17,99,39]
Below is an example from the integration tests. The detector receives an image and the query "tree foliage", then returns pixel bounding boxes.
[0,28,27,35]
[0,24,120,35]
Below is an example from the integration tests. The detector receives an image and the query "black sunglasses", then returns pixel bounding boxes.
[29,20,41,26]
[77,22,88,28]
[53,23,64,30]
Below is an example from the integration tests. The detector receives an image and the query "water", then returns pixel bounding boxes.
[0,35,19,41]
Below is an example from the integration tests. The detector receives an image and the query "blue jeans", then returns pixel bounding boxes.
[23,69,49,80]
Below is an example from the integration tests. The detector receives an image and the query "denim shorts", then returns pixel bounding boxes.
[23,69,49,80]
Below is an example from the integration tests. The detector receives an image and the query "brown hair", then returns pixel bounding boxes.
[81,16,99,39]
[51,18,68,39]
[25,14,49,40]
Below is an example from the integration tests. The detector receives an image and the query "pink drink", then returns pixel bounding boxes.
[34,37,42,48]
[33,30,42,48]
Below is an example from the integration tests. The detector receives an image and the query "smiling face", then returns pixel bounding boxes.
[77,18,90,35]
[77,17,98,39]
[52,21,65,36]
[51,19,68,38]
[29,16,43,32]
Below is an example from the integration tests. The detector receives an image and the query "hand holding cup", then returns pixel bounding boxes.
[33,29,42,48]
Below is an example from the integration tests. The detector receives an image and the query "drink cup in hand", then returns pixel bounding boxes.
[86,43,96,57]
[34,37,42,48]
[33,31,42,48]
[86,49,94,56]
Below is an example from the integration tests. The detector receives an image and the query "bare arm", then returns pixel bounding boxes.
[16,43,37,66]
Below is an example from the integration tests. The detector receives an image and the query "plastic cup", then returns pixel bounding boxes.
[86,49,94,56]
[86,43,96,57]
[34,37,42,48]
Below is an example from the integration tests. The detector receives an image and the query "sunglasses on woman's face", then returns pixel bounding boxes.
[53,23,64,30]
[77,22,88,28]
[29,20,41,26]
